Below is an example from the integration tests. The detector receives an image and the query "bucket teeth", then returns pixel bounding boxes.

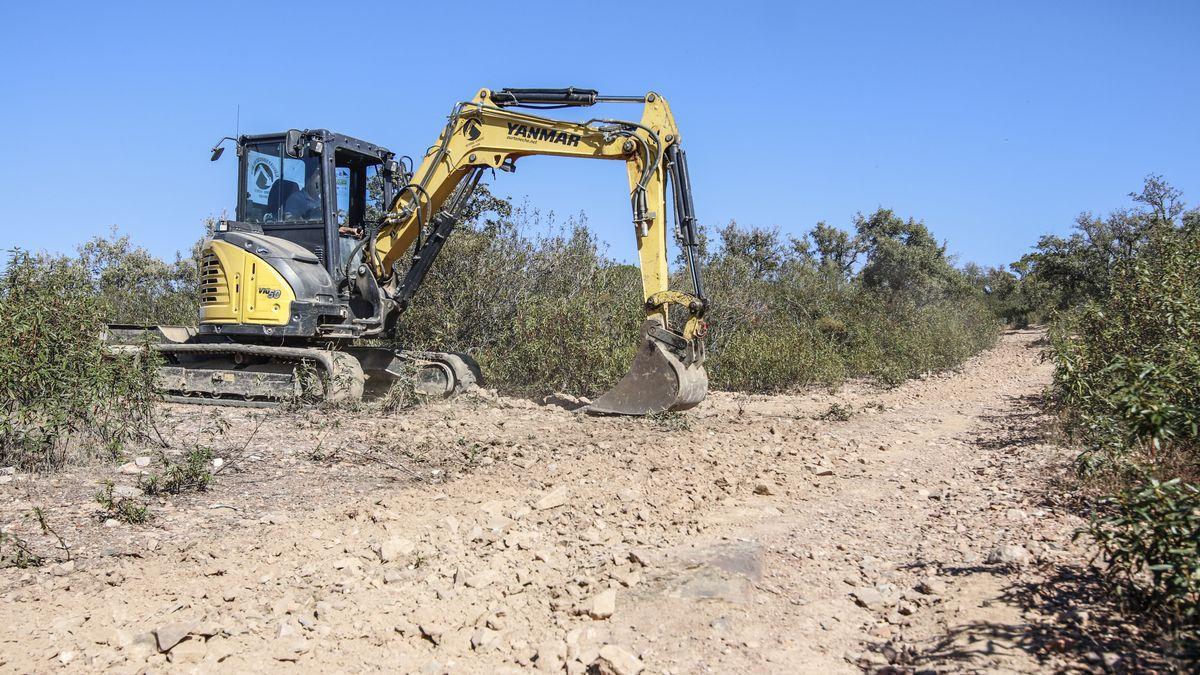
[585,321,708,416]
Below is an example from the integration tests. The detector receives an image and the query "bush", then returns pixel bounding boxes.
[389,205,642,397]
[95,480,152,524]
[389,202,999,397]
[0,250,159,471]
[1043,178,1200,644]
[1083,478,1200,629]
[76,227,203,326]
[138,446,213,495]
[698,215,999,392]
[1051,221,1200,479]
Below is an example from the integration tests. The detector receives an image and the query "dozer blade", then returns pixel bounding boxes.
[585,324,708,416]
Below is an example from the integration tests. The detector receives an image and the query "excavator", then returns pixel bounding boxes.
[107,87,708,415]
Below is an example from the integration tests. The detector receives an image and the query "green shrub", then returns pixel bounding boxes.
[1083,478,1200,627]
[697,222,999,393]
[1042,178,1200,642]
[76,227,203,326]
[139,447,213,495]
[0,250,159,471]
[1050,221,1200,478]
[394,203,999,397]
[95,480,152,524]
[389,208,641,397]
[0,529,43,568]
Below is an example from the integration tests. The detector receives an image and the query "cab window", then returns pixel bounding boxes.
[334,150,384,273]
[333,150,384,232]
[242,142,324,224]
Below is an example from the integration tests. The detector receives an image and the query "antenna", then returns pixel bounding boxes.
[235,104,240,138]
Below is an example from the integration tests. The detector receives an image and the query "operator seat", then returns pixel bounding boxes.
[266,180,300,218]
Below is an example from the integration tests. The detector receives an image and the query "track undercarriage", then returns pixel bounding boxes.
[104,326,480,407]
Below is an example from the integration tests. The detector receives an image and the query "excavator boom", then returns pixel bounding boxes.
[374,88,709,414]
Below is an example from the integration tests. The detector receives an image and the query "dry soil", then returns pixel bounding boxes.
[0,329,1167,673]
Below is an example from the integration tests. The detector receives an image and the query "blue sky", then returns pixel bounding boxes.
[1,1,1197,269]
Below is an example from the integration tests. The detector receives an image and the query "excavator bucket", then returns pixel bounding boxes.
[586,322,708,416]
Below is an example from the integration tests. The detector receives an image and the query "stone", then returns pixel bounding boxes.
[117,462,146,476]
[377,538,415,563]
[535,488,569,511]
[112,484,142,499]
[420,623,449,645]
[535,640,567,672]
[272,637,309,662]
[167,636,207,664]
[541,392,583,410]
[464,570,498,589]
[753,484,774,496]
[194,621,223,638]
[50,560,75,576]
[915,577,946,595]
[612,568,641,588]
[850,587,884,609]
[627,549,652,567]
[127,631,158,658]
[985,544,1029,565]
[154,620,196,652]
[586,589,616,619]
[470,627,501,651]
[595,644,643,675]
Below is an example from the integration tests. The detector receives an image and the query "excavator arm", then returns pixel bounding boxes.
[371,87,709,414]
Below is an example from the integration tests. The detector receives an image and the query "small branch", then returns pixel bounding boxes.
[33,507,71,562]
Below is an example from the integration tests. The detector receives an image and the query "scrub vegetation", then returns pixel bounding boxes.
[1002,176,1200,653]
[395,187,1000,396]
[0,248,159,472]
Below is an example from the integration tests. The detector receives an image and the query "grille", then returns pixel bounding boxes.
[200,253,229,305]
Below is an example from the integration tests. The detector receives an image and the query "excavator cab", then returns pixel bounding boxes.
[231,130,398,284]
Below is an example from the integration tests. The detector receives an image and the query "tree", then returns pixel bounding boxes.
[809,221,860,279]
[716,221,786,280]
[1015,175,1190,313]
[854,208,957,302]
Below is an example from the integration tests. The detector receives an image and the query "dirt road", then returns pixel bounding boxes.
[2,329,1117,673]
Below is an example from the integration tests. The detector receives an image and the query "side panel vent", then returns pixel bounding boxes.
[199,253,228,305]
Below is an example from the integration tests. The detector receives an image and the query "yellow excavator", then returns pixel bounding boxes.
[108,87,708,415]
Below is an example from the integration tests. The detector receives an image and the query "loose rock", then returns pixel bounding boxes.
[595,644,643,675]
[154,620,196,652]
[586,589,616,619]
[985,544,1029,565]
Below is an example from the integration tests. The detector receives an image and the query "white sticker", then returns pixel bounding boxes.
[246,150,280,206]
[336,167,350,211]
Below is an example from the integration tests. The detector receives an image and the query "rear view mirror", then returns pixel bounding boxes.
[285,129,304,158]
[210,146,225,162]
